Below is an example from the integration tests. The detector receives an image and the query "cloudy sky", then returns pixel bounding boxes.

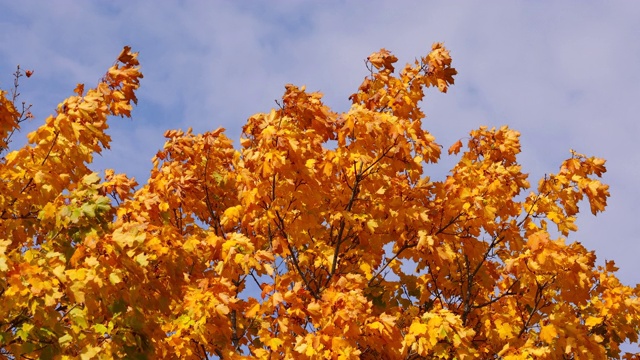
[1,2,638,290]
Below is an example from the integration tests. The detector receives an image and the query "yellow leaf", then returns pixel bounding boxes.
[496,321,515,340]
[409,321,428,336]
[497,343,510,356]
[246,302,261,318]
[112,225,146,248]
[539,324,557,343]
[307,302,322,317]
[305,158,317,170]
[417,231,434,250]
[84,256,99,268]
[159,202,170,211]
[109,272,122,284]
[294,341,309,355]
[59,334,73,346]
[585,316,602,327]
[379,313,396,329]
[215,303,229,316]
[52,265,67,282]
[221,205,243,226]
[263,263,274,276]
[359,262,373,280]
[135,253,149,266]
[80,346,101,360]
[0,239,10,254]
[366,219,378,234]
[38,202,57,220]
[267,338,284,350]
[367,321,384,333]
[70,282,86,303]
[272,292,284,307]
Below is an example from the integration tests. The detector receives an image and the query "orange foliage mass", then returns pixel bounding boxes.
[0,45,638,359]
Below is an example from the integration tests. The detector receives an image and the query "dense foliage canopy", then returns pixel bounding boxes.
[0,45,638,359]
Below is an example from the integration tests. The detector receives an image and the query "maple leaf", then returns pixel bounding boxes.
[448,139,463,155]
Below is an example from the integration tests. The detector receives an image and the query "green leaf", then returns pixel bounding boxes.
[70,307,88,329]
[82,172,101,186]
[80,203,96,218]
[109,298,127,315]
[93,323,109,335]
[96,196,112,212]
[58,333,73,346]
[20,342,35,354]
[39,327,57,338]
[18,323,34,341]
[40,344,56,360]
[70,207,82,223]
[371,294,386,309]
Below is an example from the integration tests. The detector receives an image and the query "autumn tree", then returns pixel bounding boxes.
[1,44,639,359]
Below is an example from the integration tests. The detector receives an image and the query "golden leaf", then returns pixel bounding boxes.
[448,139,463,155]
[539,324,558,343]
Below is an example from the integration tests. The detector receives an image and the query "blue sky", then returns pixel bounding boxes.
[1,1,639,290]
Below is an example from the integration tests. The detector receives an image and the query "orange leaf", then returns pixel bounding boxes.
[448,139,463,155]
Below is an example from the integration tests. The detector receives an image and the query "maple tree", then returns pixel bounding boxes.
[1,44,639,359]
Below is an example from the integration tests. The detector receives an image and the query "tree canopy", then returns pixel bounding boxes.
[1,45,639,359]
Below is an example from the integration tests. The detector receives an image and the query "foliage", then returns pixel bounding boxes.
[0,44,639,359]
